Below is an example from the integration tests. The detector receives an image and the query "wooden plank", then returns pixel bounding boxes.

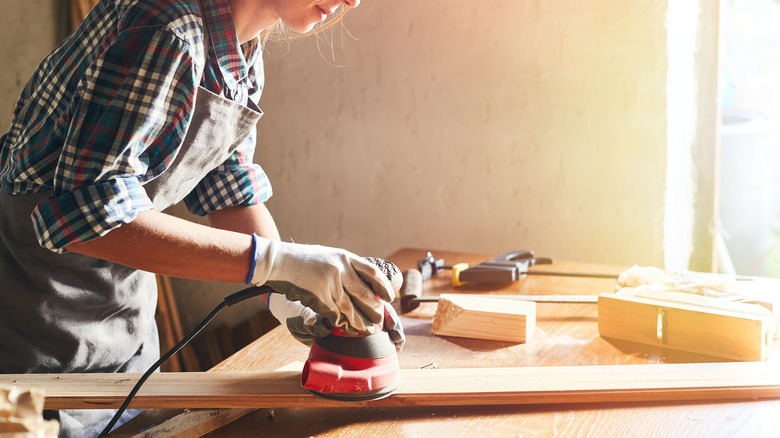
[109,362,303,437]
[598,291,776,361]
[432,294,536,343]
[4,362,780,410]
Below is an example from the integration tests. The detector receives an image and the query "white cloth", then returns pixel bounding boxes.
[616,265,780,338]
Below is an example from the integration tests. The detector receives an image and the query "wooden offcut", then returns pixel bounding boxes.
[598,290,777,361]
[432,294,536,343]
[0,386,60,436]
[3,362,780,410]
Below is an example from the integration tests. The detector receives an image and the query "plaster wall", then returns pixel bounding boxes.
[258,0,668,266]
[0,0,65,133]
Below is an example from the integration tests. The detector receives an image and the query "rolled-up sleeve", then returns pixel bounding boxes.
[31,177,154,251]
[32,28,198,252]
[183,127,273,216]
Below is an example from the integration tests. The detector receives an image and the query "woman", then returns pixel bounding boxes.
[0,0,402,435]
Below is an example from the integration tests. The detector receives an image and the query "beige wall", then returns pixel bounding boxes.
[259,1,669,266]
[0,1,66,133]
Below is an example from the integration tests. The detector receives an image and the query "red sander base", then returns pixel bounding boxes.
[301,327,401,401]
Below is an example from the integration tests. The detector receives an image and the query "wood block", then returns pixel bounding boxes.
[598,291,776,361]
[432,294,536,343]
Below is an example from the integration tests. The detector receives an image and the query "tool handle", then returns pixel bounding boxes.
[400,268,424,314]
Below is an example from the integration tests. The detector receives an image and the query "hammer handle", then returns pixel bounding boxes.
[400,269,425,313]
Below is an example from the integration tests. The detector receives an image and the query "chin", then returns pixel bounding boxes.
[286,20,319,34]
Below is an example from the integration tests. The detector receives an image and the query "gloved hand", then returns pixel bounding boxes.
[265,252,406,350]
[267,293,332,346]
[269,293,407,351]
[363,256,406,352]
[249,235,395,335]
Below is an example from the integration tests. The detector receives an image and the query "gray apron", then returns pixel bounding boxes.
[0,23,262,437]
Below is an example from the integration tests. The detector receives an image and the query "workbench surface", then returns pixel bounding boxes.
[114,248,780,437]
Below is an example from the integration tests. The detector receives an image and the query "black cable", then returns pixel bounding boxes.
[98,285,271,437]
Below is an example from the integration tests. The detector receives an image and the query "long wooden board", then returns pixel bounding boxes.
[3,362,780,410]
[110,362,305,437]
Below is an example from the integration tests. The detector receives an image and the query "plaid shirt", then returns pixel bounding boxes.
[0,0,272,252]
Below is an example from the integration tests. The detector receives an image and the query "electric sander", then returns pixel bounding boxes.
[301,257,403,401]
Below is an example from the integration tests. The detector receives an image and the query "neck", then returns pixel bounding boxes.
[226,0,279,44]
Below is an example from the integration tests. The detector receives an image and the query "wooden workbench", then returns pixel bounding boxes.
[114,248,780,437]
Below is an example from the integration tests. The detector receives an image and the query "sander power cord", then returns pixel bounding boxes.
[98,284,271,437]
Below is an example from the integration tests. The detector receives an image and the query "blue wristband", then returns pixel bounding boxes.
[245,233,261,284]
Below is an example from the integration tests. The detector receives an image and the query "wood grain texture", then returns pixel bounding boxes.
[432,294,536,342]
[209,400,780,438]
[111,248,780,437]
[108,362,304,437]
[113,408,255,438]
[4,362,780,410]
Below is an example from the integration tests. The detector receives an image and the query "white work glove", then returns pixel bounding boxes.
[249,235,395,335]
[267,293,332,346]
[382,300,406,352]
[266,257,406,352]
[268,294,406,351]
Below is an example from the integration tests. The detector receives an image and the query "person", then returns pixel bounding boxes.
[0,0,404,436]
